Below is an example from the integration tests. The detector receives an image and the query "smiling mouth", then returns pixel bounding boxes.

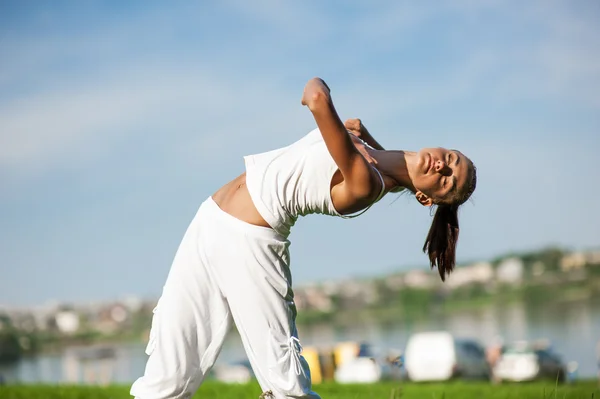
[426,153,433,174]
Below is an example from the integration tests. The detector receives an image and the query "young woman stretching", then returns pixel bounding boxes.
[130,77,477,399]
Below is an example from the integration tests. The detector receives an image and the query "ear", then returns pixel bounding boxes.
[415,191,433,207]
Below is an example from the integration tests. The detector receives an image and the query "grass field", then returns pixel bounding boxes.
[1,381,599,399]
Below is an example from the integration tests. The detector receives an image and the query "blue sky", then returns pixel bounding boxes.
[1,1,599,307]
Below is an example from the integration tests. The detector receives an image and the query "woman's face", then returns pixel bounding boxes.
[411,147,473,205]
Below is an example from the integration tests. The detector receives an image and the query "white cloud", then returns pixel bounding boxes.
[1,0,598,178]
[2,1,600,307]
[0,60,311,177]
[0,67,212,171]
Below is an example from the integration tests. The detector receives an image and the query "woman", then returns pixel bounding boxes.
[130,78,477,399]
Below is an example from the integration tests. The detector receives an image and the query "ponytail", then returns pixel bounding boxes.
[422,204,459,281]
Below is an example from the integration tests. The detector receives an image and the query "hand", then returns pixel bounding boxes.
[344,117,385,151]
[301,77,331,111]
[344,118,364,136]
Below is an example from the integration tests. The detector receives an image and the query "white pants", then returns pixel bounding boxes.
[130,197,320,399]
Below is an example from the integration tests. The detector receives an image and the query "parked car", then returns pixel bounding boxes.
[493,342,566,383]
[333,342,404,383]
[404,331,490,382]
[334,356,383,383]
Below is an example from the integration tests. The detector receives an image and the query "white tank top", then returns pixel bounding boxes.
[243,128,386,238]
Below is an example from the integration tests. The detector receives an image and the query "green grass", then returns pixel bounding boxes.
[1,381,599,399]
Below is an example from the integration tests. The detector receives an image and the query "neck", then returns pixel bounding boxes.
[367,149,418,192]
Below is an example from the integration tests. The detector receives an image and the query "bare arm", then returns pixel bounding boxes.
[344,118,385,150]
[301,78,375,199]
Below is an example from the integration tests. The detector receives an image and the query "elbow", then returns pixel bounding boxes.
[307,90,332,112]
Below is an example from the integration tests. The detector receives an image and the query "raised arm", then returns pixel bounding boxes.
[301,78,376,199]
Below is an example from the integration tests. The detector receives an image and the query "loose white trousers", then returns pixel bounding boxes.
[130,197,320,399]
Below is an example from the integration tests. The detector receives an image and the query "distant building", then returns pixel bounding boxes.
[31,306,59,331]
[384,274,405,290]
[561,252,586,272]
[55,311,80,334]
[338,280,363,298]
[496,257,524,285]
[446,262,494,288]
[403,270,435,289]
[93,303,129,334]
[587,251,600,265]
[294,285,333,312]
[321,281,342,296]
[306,286,333,312]
[121,296,144,313]
[561,250,600,272]
[358,281,380,306]
[336,280,366,309]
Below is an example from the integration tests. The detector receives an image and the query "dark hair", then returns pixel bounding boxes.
[423,164,477,281]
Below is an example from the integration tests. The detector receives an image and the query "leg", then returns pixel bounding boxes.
[208,225,320,399]
[130,204,233,399]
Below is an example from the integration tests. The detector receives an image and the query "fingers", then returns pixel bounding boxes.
[344,118,362,132]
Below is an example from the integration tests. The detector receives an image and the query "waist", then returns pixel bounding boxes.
[211,172,274,231]
[201,195,285,241]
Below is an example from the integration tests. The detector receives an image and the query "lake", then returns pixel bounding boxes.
[1,298,598,384]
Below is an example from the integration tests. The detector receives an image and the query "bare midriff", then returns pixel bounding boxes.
[211,136,378,231]
[211,173,272,229]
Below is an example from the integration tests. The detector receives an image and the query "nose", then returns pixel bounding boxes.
[435,159,452,176]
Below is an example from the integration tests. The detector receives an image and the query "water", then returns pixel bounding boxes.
[1,299,599,384]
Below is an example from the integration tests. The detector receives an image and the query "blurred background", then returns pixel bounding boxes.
[1,0,599,386]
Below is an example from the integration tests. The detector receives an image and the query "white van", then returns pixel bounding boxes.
[404,331,490,382]
[493,342,567,383]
